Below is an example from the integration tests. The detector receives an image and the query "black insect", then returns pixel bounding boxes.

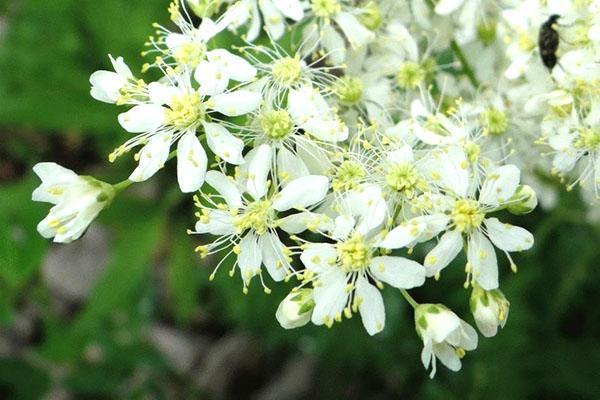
[538,14,560,70]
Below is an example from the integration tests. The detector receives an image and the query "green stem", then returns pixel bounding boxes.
[400,289,419,309]
[450,40,480,88]
[113,179,133,194]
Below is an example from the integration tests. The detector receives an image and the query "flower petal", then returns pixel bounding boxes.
[245,144,272,199]
[272,175,329,212]
[259,232,290,281]
[370,256,426,289]
[129,132,172,182]
[118,104,165,133]
[210,90,261,116]
[479,165,520,207]
[177,131,208,193]
[484,218,534,252]
[467,231,498,290]
[424,230,463,277]
[300,243,337,273]
[356,276,385,336]
[205,171,243,208]
[203,122,245,165]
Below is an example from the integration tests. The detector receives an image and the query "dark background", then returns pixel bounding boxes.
[1,1,599,399]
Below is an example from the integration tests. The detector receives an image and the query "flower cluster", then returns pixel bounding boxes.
[32,0,599,377]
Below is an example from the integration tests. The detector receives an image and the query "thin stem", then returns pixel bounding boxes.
[400,289,419,309]
[113,179,133,193]
[450,40,480,88]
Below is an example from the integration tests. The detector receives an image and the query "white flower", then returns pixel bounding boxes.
[294,186,426,335]
[192,163,330,291]
[303,0,375,64]
[32,163,115,243]
[415,303,478,378]
[470,285,510,337]
[276,289,314,329]
[146,5,256,95]
[89,55,135,104]
[222,0,305,41]
[113,70,260,192]
[377,147,534,290]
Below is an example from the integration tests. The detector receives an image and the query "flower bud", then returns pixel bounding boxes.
[276,289,314,329]
[507,184,537,215]
[470,286,510,337]
[186,0,221,17]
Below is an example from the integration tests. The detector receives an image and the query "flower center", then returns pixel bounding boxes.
[165,92,205,129]
[517,31,535,51]
[271,57,302,86]
[477,21,496,45]
[233,200,276,235]
[481,107,509,136]
[463,141,481,164]
[332,160,365,192]
[575,127,600,150]
[173,41,206,67]
[259,109,294,140]
[396,62,425,89]
[333,76,364,106]
[358,1,382,30]
[451,199,484,233]
[336,234,371,272]
[386,162,419,196]
[311,0,341,18]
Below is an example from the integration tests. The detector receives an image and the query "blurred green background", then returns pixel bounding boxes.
[1,1,599,399]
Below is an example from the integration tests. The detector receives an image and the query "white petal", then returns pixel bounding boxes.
[206,49,257,82]
[320,23,346,64]
[424,230,463,277]
[300,243,337,273]
[467,231,498,290]
[177,131,208,193]
[356,276,385,336]
[273,0,304,20]
[278,211,330,234]
[210,90,261,116]
[245,144,272,199]
[148,82,179,105]
[276,147,309,183]
[109,55,133,79]
[378,220,427,249]
[259,232,289,281]
[434,0,464,15]
[370,256,426,289]
[272,175,329,211]
[311,268,348,326]
[32,162,78,185]
[484,218,534,252]
[386,144,414,164]
[90,71,126,103]
[194,60,230,96]
[479,165,521,206]
[459,320,478,350]
[333,12,374,48]
[203,122,245,165]
[205,171,243,208]
[259,0,285,39]
[238,232,262,283]
[118,104,166,133]
[436,146,470,198]
[129,132,172,182]
[301,118,349,142]
[433,343,462,371]
[194,210,235,235]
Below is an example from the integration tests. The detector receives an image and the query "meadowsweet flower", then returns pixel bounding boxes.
[415,303,478,378]
[276,289,314,329]
[291,185,426,335]
[89,55,137,104]
[32,163,115,243]
[192,161,330,291]
[112,70,260,192]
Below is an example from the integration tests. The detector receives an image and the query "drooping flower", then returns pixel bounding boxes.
[470,284,510,337]
[415,303,478,378]
[32,163,116,243]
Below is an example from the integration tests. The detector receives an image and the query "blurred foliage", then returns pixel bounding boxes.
[0,1,599,399]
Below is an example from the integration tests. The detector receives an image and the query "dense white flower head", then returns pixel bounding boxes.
[34,0,599,379]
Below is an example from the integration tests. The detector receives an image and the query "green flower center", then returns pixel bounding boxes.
[463,141,481,164]
[386,162,419,196]
[259,109,294,140]
[333,76,364,106]
[311,0,341,18]
[271,57,302,86]
[482,107,509,136]
[337,233,371,272]
[396,61,425,89]
[332,160,365,192]
[233,200,276,235]
[173,42,206,67]
[165,92,205,129]
[451,199,484,233]
[358,1,382,30]
[575,127,600,150]
[477,21,497,46]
